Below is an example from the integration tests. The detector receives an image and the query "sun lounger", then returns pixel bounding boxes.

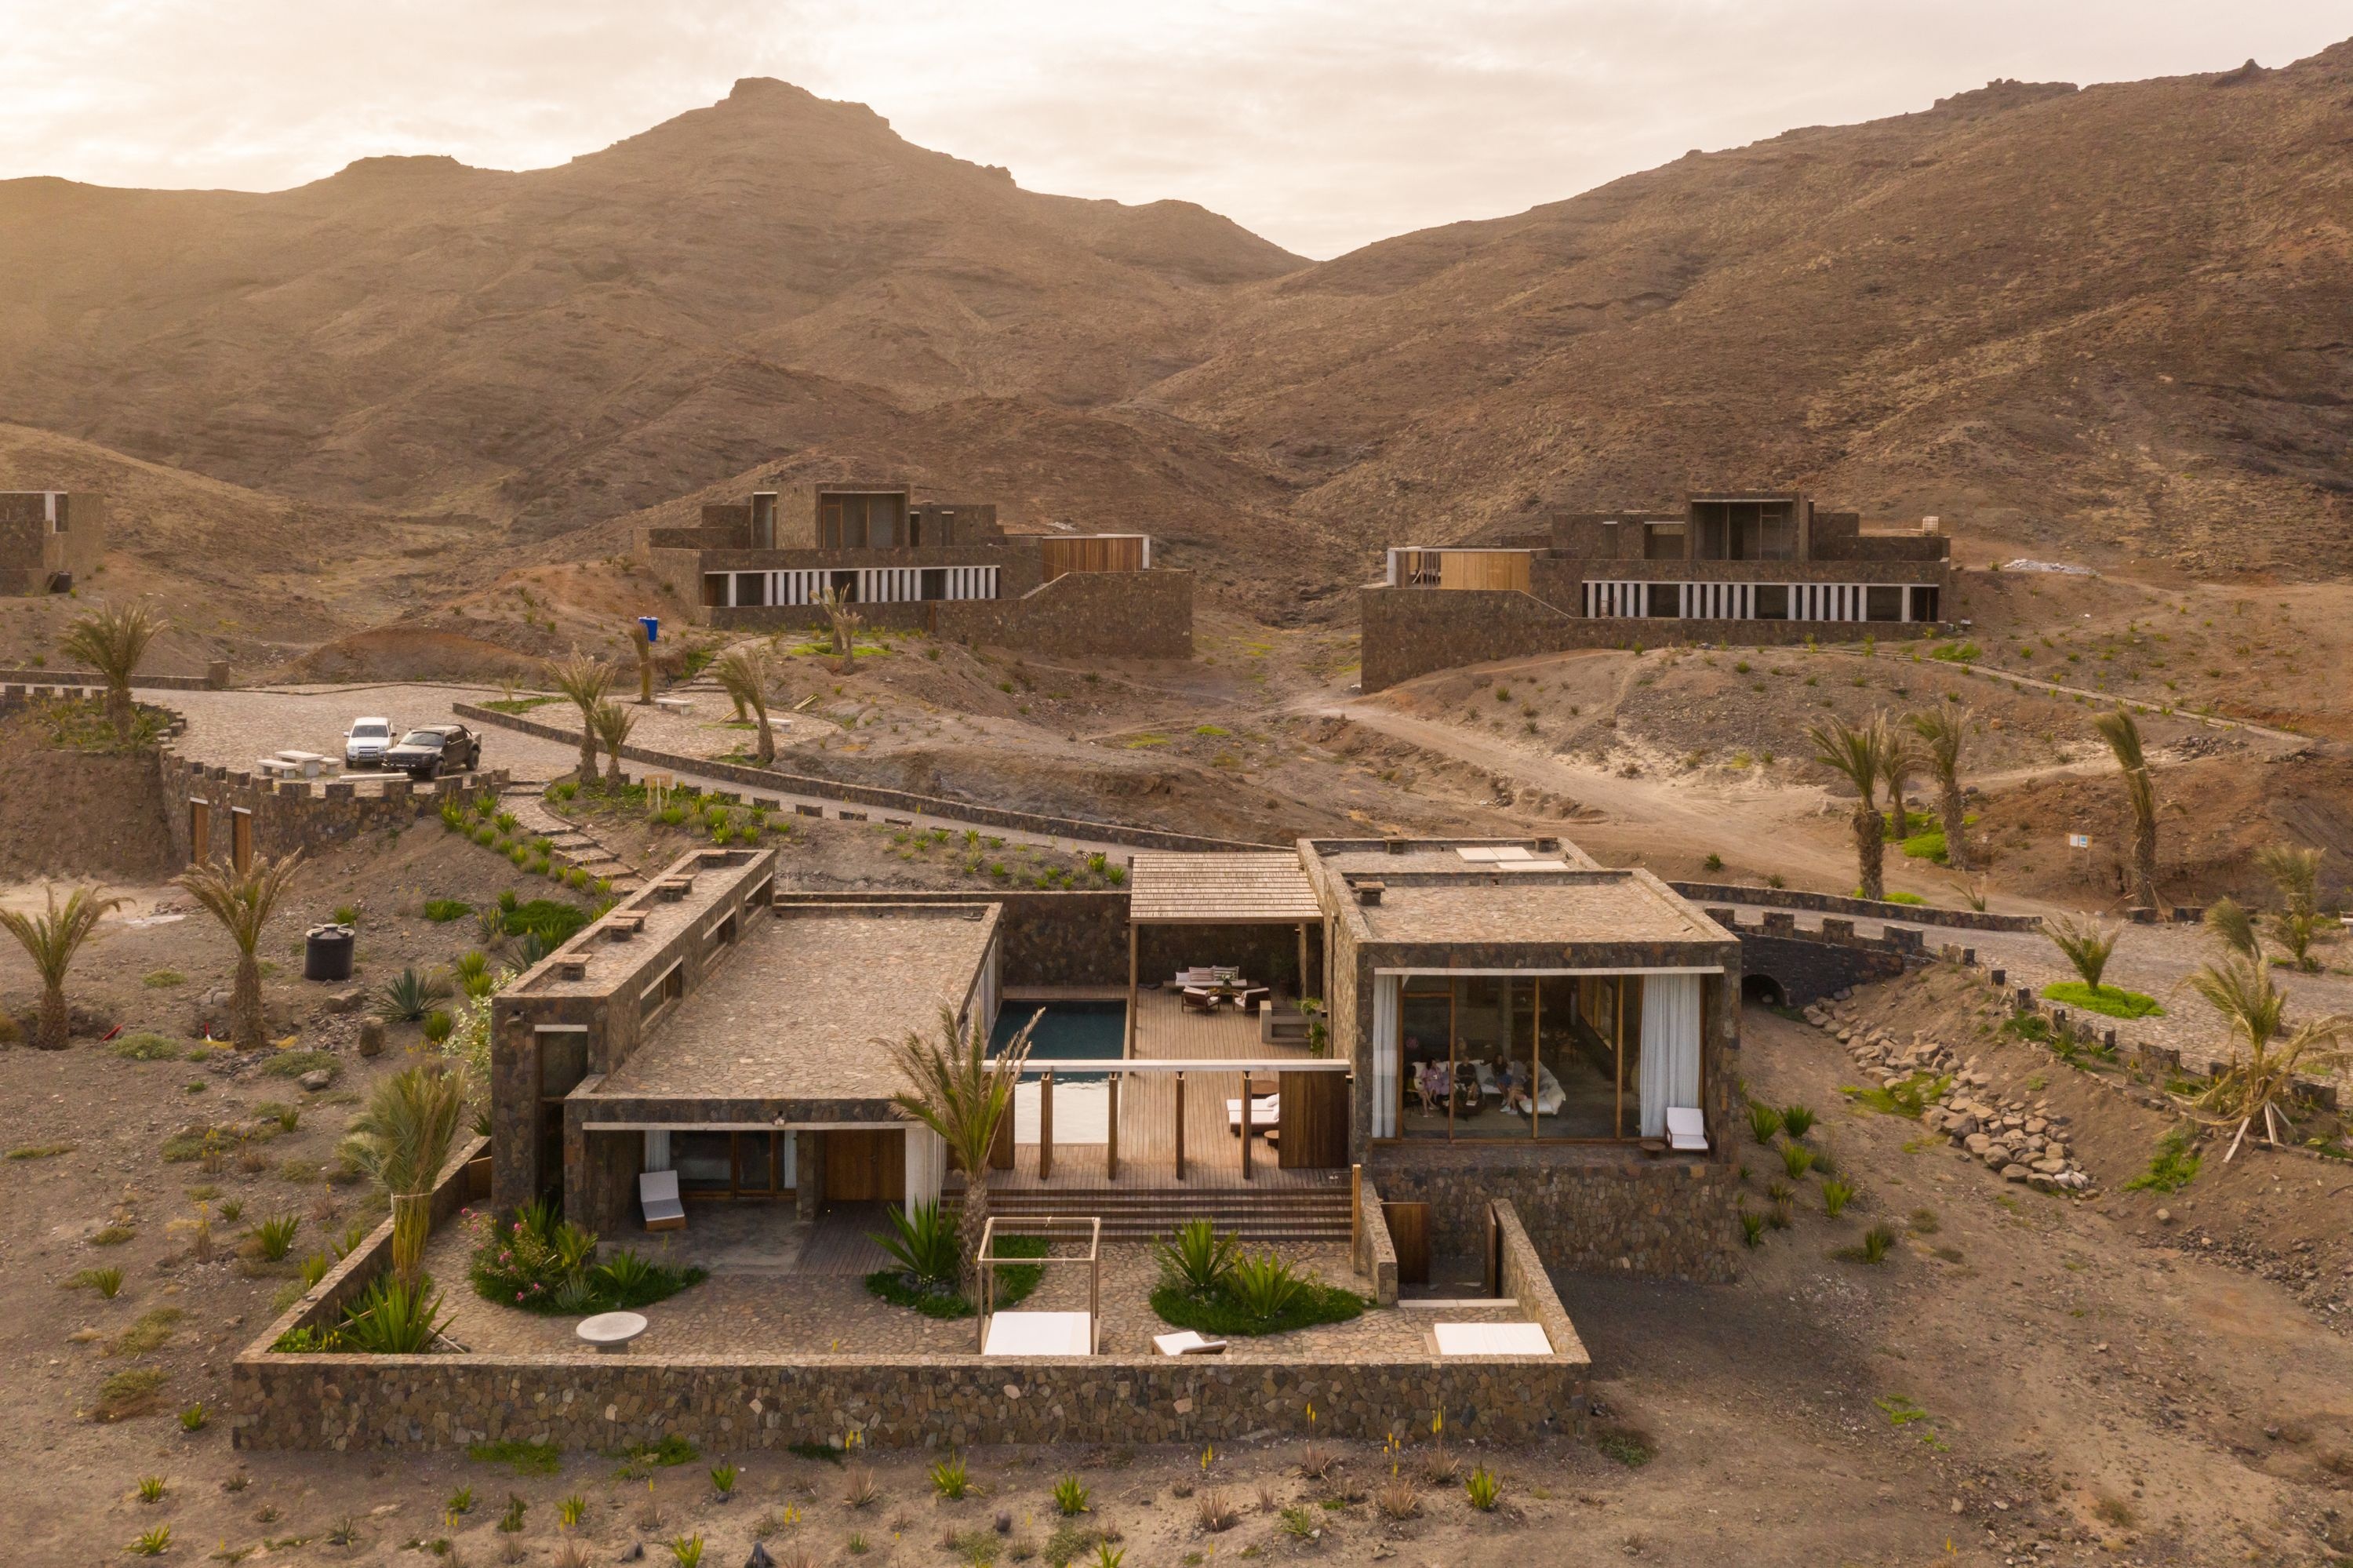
[1432,1322,1553,1356]
[1153,1330,1229,1356]
[1225,1092,1278,1136]
[638,1170,686,1232]
[1665,1106,1710,1153]
[981,1310,1094,1356]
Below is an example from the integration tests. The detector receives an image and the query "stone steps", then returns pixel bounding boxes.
[980,1188,1353,1242]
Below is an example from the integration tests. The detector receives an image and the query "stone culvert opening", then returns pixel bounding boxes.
[1741,973,1788,1008]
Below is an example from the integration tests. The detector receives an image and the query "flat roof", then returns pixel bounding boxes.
[1315,840,1604,879]
[1129,851,1323,926]
[591,904,998,1104]
[1344,872,1726,948]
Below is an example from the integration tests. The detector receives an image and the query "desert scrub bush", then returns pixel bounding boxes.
[114,1031,184,1061]
[1053,1474,1090,1515]
[1737,1209,1766,1248]
[1595,1427,1653,1467]
[424,898,472,922]
[9,1141,74,1159]
[1196,1486,1241,1531]
[96,1366,169,1421]
[1780,1104,1816,1139]
[2124,1128,2202,1193]
[67,1266,125,1298]
[1821,1179,1857,1218]
[379,966,452,1022]
[128,1526,172,1557]
[254,1213,301,1261]
[1780,1141,1817,1179]
[1373,1476,1420,1521]
[1746,1102,1780,1144]
[179,1401,209,1432]
[1836,1225,1897,1264]
[142,968,185,988]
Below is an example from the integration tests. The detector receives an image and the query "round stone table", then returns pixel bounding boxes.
[576,1311,649,1354]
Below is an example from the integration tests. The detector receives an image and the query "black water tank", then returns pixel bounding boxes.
[304,924,355,983]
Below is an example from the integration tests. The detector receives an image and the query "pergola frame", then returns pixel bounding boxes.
[974,1213,1101,1354]
[1123,851,1327,1057]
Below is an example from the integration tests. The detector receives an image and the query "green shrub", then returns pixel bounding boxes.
[1152,1218,1238,1294]
[871,1200,959,1290]
[255,1213,301,1261]
[930,1453,970,1499]
[67,1266,125,1297]
[422,1010,455,1045]
[1053,1474,1090,1515]
[1780,1141,1817,1179]
[503,899,590,947]
[423,899,473,922]
[1464,1464,1501,1511]
[142,969,185,988]
[1737,1209,1766,1248]
[335,1273,452,1354]
[2040,980,2163,1020]
[380,966,451,1022]
[467,1438,563,1475]
[465,1207,704,1315]
[1746,1103,1780,1144]
[864,1235,1046,1319]
[113,1032,184,1061]
[2125,1129,2201,1193]
[1780,1104,1816,1140]
[261,1050,338,1081]
[1821,1179,1856,1218]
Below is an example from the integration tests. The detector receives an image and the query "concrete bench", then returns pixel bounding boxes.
[654,696,694,715]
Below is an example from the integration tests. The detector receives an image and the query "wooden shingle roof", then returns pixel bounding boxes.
[1129,852,1323,926]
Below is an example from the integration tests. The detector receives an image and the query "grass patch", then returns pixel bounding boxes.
[1148,1279,1366,1338]
[95,1366,168,1421]
[865,1235,1048,1319]
[478,696,562,715]
[1873,1395,1946,1449]
[504,898,589,947]
[467,1438,563,1475]
[2124,1129,2201,1194]
[142,969,186,988]
[614,1435,700,1468]
[260,1050,339,1081]
[2040,981,2163,1020]
[1594,1428,1653,1468]
[1840,1071,1951,1119]
[113,1032,185,1061]
[422,898,474,922]
[8,1141,75,1159]
[787,1441,846,1465]
[107,1308,182,1357]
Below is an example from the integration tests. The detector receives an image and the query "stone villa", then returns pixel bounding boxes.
[639,481,1192,660]
[490,833,1738,1282]
[1362,489,1952,689]
[0,489,104,595]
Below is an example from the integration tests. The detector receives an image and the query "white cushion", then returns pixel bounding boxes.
[1154,1331,1227,1356]
[1664,1106,1708,1151]
[638,1170,686,1221]
[1433,1322,1552,1356]
[982,1311,1093,1356]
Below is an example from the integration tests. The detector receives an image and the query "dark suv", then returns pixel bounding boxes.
[381,724,482,781]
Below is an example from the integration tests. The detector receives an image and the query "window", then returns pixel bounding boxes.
[1909,585,1940,622]
[1645,583,1679,618]
[1642,523,1685,562]
[640,962,684,1021]
[1390,973,1667,1141]
[1866,585,1904,622]
[537,1028,587,1100]
[1752,584,1789,620]
[920,567,947,601]
[702,573,727,609]
[733,572,767,607]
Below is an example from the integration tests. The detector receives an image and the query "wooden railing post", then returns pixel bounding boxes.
[1106,1075,1120,1181]
[1039,1069,1054,1181]
[1241,1070,1253,1181]
[1174,1071,1186,1182]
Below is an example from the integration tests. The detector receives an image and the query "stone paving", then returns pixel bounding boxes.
[422,1222,1523,1363]
[164,685,580,783]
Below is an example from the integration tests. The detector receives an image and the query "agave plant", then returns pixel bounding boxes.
[338,1271,452,1355]
[0,884,123,1049]
[1153,1218,1240,1295]
[378,966,454,1023]
[1224,1249,1308,1320]
[871,1199,960,1289]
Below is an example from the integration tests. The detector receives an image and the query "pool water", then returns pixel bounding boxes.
[991,999,1124,1082]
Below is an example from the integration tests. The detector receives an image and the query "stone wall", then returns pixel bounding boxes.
[1359,587,1951,692]
[1725,925,1911,1008]
[1353,1173,1399,1306]
[1369,1144,1740,1283]
[454,703,1276,853]
[1668,881,2042,933]
[235,1179,1585,1453]
[0,666,225,691]
[158,752,512,866]
[933,568,1194,660]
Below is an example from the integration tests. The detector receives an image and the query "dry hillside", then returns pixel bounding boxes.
[2,44,2348,627]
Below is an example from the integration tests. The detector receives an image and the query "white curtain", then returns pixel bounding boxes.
[1638,973,1703,1138]
[1371,975,1400,1139]
[642,1129,671,1172]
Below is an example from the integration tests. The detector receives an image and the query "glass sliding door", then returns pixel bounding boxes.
[1386,972,1675,1143]
[1399,981,1453,1138]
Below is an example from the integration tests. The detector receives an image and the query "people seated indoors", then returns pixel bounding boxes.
[1500,1057,1533,1116]
[1413,1050,1449,1112]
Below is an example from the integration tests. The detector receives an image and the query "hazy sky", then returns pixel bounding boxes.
[4,2,2344,256]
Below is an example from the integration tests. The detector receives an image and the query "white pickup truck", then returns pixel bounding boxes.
[344,716,397,770]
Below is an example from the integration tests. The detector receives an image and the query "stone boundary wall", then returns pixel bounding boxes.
[158,751,514,866]
[453,702,1278,853]
[1700,907,1957,1008]
[1360,586,1952,691]
[932,568,1194,660]
[1368,1147,1740,1284]
[1352,1172,1399,1307]
[1669,881,2043,933]
[0,666,226,691]
[1494,1200,1586,1359]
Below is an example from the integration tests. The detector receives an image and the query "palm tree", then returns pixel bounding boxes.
[627,619,657,705]
[347,1062,470,1288]
[2202,897,2261,961]
[60,601,164,748]
[544,653,615,784]
[589,701,636,787]
[176,851,304,1051]
[712,646,780,766]
[2254,843,2335,973]
[883,1005,1039,1296]
[1905,704,1970,871]
[1875,729,1919,842]
[2093,708,2159,911]
[1805,712,1892,900]
[2042,913,2121,997]
[2185,954,2351,1160]
[817,586,864,675]
[0,886,124,1048]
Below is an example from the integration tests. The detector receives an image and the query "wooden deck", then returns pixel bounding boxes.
[987,991,1330,1192]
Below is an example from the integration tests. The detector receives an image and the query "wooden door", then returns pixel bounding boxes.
[1384,1201,1431,1286]
[187,799,210,864]
[1277,1071,1350,1169]
[824,1130,905,1202]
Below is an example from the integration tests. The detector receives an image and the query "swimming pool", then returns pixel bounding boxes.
[991,999,1124,1082]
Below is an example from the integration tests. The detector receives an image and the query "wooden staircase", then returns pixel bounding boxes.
[973,1184,1353,1243]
